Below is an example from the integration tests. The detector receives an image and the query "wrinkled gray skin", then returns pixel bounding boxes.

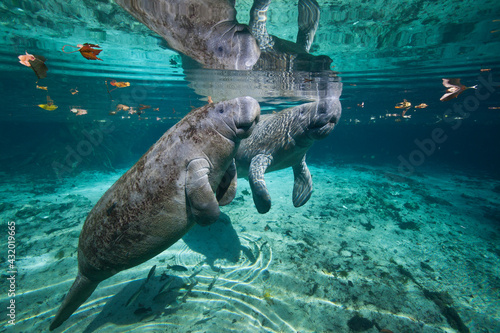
[115,0,261,70]
[49,97,260,330]
[250,0,332,72]
[236,98,341,214]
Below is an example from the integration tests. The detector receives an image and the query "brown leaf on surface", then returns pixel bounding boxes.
[78,43,103,61]
[440,78,477,102]
[62,43,103,61]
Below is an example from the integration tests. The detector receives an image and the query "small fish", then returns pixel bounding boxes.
[167,264,188,272]
[125,284,144,307]
[178,281,198,303]
[146,265,156,282]
[208,265,223,291]
[126,266,156,307]
[134,306,152,316]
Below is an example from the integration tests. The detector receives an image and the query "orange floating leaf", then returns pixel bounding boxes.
[414,103,428,109]
[207,96,213,104]
[139,104,151,111]
[70,88,79,95]
[395,99,411,109]
[110,80,130,88]
[116,104,130,111]
[36,85,48,91]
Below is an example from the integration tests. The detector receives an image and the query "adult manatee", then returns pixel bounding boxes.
[115,0,261,70]
[50,96,260,330]
[235,98,341,213]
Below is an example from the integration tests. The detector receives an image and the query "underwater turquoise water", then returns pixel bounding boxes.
[0,0,499,332]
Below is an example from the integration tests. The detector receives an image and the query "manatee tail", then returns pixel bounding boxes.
[49,273,99,331]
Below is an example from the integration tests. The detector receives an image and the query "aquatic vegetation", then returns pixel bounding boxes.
[397,221,420,231]
[55,250,64,260]
[338,270,349,278]
[423,290,470,333]
[403,202,419,211]
[262,289,274,304]
[347,314,373,331]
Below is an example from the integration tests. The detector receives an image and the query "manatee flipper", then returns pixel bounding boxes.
[249,0,274,50]
[292,155,312,207]
[186,158,220,226]
[216,159,237,206]
[49,273,99,331]
[249,154,273,214]
[296,0,320,53]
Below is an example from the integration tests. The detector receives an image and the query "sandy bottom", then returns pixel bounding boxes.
[0,162,499,333]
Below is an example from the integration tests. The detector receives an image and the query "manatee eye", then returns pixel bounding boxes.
[216,106,224,114]
[218,46,224,53]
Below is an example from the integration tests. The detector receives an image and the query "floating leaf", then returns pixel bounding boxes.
[116,104,130,111]
[18,51,35,67]
[36,85,48,91]
[29,55,48,79]
[415,103,428,109]
[78,43,103,61]
[138,104,151,111]
[39,104,58,110]
[70,88,79,95]
[440,78,477,102]
[110,80,130,88]
[395,99,411,109]
[19,51,48,79]
[62,43,103,61]
[39,96,57,110]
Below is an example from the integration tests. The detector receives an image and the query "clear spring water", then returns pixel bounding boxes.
[0,1,499,332]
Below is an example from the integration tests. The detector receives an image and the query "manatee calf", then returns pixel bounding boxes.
[235,98,341,213]
[50,97,260,330]
[115,0,261,70]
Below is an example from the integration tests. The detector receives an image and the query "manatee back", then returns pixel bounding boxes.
[78,104,233,276]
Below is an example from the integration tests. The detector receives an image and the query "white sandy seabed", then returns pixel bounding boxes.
[0,162,499,333]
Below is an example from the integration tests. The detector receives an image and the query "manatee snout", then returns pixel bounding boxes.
[233,26,261,70]
[234,96,261,138]
[309,98,342,139]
